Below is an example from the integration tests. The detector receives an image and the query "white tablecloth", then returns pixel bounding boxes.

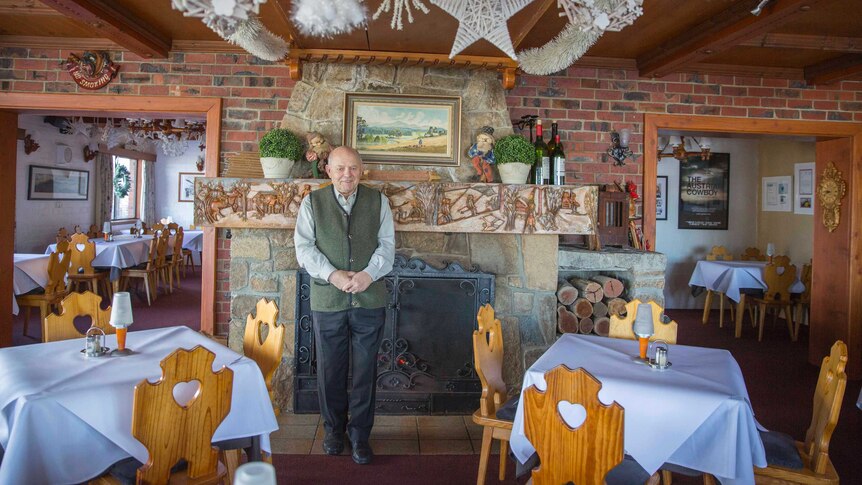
[12,254,51,315]
[183,230,204,252]
[689,260,805,302]
[510,334,766,485]
[0,326,278,485]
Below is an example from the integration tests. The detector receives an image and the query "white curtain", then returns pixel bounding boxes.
[94,152,113,224]
[141,160,156,224]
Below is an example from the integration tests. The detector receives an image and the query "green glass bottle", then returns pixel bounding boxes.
[533,119,549,185]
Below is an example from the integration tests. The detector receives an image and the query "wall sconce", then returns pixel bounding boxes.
[657,135,711,161]
[607,128,633,166]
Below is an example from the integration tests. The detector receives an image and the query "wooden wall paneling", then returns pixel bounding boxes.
[200,98,221,337]
[0,112,16,347]
[811,138,854,372]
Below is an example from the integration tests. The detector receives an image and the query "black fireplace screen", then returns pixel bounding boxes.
[294,255,495,414]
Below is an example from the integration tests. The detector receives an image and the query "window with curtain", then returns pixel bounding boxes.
[112,157,140,220]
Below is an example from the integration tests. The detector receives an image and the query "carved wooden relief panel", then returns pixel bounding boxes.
[194,178,597,235]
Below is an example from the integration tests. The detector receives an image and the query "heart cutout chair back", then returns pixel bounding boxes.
[242,298,285,395]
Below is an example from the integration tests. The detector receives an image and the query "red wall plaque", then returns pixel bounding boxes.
[63,51,119,90]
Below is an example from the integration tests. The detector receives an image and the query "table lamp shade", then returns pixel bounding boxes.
[102,221,111,234]
[632,303,654,338]
[234,462,276,485]
[109,292,134,328]
[766,243,775,257]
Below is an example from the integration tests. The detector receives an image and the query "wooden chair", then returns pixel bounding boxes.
[43,291,114,343]
[67,232,113,301]
[87,224,102,239]
[151,222,165,234]
[703,245,735,329]
[119,233,161,306]
[741,247,767,261]
[609,299,678,344]
[472,303,515,485]
[523,365,625,485]
[243,298,284,412]
[754,341,847,484]
[56,227,71,244]
[752,256,797,342]
[154,229,173,294]
[17,240,72,339]
[91,346,233,485]
[167,227,185,290]
[795,261,812,333]
[183,246,197,276]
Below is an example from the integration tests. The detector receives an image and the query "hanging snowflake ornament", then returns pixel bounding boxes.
[69,117,92,138]
[430,0,531,60]
[557,0,643,33]
[373,0,429,31]
[226,15,289,61]
[291,0,367,38]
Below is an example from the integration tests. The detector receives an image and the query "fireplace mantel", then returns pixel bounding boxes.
[194,178,598,236]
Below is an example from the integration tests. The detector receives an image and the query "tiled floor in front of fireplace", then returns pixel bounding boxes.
[271,414,502,455]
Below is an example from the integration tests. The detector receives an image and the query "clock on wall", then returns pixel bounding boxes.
[56,144,73,165]
[817,162,846,233]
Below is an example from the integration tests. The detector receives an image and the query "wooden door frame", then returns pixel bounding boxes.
[643,114,862,376]
[0,93,221,346]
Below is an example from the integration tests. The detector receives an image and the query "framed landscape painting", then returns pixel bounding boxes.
[178,172,202,202]
[28,165,89,200]
[343,93,461,166]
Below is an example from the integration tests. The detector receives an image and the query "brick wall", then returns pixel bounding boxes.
[3,46,861,333]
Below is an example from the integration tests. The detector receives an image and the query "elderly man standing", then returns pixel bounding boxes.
[294,146,395,465]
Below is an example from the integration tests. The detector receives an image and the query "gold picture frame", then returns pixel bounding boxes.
[343,93,461,166]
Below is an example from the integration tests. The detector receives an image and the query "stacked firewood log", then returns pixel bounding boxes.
[556,275,627,337]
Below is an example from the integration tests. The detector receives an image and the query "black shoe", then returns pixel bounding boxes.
[351,440,373,465]
[322,432,345,455]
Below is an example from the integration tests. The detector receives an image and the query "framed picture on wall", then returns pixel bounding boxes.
[794,162,814,215]
[762,175,792,212]
[27,165,89,200]
[343,93,461,166]
[178,172,202,202]
[678,153,730,230]
[656,176,668,220]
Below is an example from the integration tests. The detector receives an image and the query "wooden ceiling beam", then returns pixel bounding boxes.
[740,33,862,53]
[0,0,61,16]
[38,0,171,59]
[511,0,556,50]
[637,0,824,78]
[272,0,303,48]
[804,53,862,85]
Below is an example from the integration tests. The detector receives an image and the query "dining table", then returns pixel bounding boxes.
[0,326,278,485]
[688,260,805,338]
[46,234,185,282]
[12,253,51,315]
[509,334,766,485]
[183,229,204,252]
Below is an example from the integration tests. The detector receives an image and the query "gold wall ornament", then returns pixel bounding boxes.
[817,162,846,233]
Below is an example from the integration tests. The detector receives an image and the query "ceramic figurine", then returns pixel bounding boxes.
[305,131,332,178]
[468,126,496,183]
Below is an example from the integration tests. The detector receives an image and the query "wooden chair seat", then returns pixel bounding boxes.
[119,233,163,306]
[182,248,196,276]
[753,341,846,484]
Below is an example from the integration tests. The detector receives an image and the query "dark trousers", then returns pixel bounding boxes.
[312,307,385,443]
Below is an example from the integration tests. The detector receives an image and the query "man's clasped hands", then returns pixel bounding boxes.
[328,270,373,294]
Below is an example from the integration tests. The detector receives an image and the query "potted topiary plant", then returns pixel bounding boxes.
[259,128,304,178]
[493,134,535,184]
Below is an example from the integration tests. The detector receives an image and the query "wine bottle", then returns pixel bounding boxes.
[548,121,558,153]
[552,134,566,185]
[533,119,550,185]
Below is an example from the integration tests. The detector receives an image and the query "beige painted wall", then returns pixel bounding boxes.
[757,139,814,265]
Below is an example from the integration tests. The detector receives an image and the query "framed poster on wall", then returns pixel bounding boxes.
[762,175,792,212]
[678,153,730,230]
[656,176,668,220]
[794,162,814,215]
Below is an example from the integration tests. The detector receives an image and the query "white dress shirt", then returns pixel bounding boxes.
[294,185,395,284]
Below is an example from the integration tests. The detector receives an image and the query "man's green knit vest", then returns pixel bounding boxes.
[309,184,386,312]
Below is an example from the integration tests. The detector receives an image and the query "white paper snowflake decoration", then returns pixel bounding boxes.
[226,15,289,61]
[430,0,531,60]
[291,0,367,38]
[373,0,429,31]
[69,117,92,138]
[517,22,601,75]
